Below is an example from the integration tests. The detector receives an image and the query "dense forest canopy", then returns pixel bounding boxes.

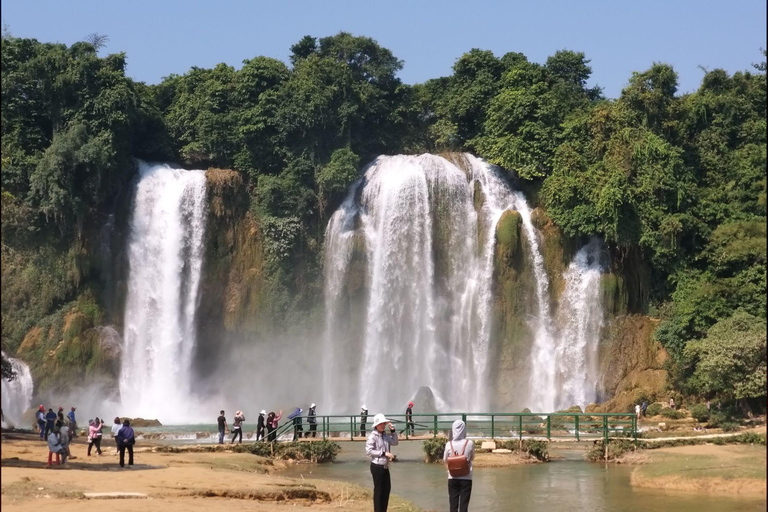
[1,32,765,404]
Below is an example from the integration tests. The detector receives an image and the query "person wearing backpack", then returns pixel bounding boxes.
[117,419,135,467]
[442,419,474,512]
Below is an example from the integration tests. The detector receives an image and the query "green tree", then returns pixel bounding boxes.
[684,311,767,404]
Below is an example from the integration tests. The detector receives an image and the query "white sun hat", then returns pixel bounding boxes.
[311,403,316,408]
[372,413,391,428]
[361,404,367,410]
[260,410,266,415]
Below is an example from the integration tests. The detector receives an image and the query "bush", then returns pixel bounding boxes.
[690,404,710,422]
[495,439,550,461]
[645,403,662,417]
[233,440,340,462]
[659,408,685,419]
[422,438,447,463]
[720,422,740,432]
[585,439,634,462]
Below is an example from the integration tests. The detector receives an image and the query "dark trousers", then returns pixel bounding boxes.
[306,423,317,438]
[370,463,391,512]
[267,426,276,442]
[44,423,54,439]
[448,479,472,512]
[119,444,134,467]
[256,426,265,441]
[218,429,225,444]
[293,425,303,441]
[38,420,46,439]
[360,423,366,437]
[231,427,242,443]
[88,436,102,455]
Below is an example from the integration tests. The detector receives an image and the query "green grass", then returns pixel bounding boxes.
[638,445,767,481]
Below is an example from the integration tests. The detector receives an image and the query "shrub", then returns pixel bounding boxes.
[233,440,340,462]
[720,422,740,432]
[422,438,447,463]
[690,404,710,422]
[495,439,550,461]
[659,408,685,419]
[585,439,634,462]
[645,403,662,417]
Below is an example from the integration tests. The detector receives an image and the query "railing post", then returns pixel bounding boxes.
[433,415,438,438]
[518,415,523,443]
[603,416,608,442]
[491,415,495,440]
[633,414,638,446]
[575,415,580,441]
[323,417,326,440]
[546,415,551,440]
[351,416,355,440]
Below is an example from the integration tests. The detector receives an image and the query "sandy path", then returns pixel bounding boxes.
[1,433,422,512]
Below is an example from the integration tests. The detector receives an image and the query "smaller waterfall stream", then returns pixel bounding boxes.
[1,352,34,428]
[120,161,207,422]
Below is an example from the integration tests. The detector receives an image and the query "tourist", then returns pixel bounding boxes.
[231,410,245,444]
[217,410,228,444]
[443,419,474,512]
[634,403,641,420]
[67,407,77,438]
[366,413,398,512]
[60,420,72,460]
[57,407,65,425]
[405,401,415,436]
[267,410,282,442]
[117,419,135,468]
[36,405,46,440]
[44,408,57,438]
[306,404,317,438]
[706,400,711,411]
[111,417,122,454]
[292,408,304,441]
[360,405,368,437]
[669,397,675,410]
[88,418,103,455]
[641,401,648,417]
[256,410,266,441]
[47,422,67,466]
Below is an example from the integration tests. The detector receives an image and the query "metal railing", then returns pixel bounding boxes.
[265,412,637,444]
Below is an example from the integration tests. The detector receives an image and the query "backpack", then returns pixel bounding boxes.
[446,441,470,477]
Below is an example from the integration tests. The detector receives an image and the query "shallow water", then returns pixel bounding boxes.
[283,442,766,512]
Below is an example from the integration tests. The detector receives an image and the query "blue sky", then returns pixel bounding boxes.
[2,1,765,98]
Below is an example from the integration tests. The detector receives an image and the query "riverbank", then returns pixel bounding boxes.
[630,444,766,497]
[1,432,423,511]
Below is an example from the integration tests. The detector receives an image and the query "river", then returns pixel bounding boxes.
[283,442,765,512]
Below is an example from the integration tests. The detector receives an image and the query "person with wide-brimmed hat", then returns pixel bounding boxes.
[365,413,399,512]
[256,410,267,441]
[231,410,245,444]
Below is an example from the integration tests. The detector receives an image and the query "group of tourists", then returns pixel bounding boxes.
[217,408,285,444]
[365,412,473,512]
[36,404,137,469]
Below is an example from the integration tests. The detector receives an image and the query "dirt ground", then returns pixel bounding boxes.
[630,442,767,496]
[1,433,423,512]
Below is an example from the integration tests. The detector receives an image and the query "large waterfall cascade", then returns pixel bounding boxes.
[324,154,542,413]
[1,352,34,428]
[119,161,207,422]
[323,153,608,414]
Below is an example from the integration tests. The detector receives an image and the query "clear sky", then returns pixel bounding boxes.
[1,0,765,98]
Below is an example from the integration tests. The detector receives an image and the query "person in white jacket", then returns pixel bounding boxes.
[443,420,475,512]
[365,413,398,512]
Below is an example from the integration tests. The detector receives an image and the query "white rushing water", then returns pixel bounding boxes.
[553,238,605,409]
[1,352,34,428]
[120,161,207,422]
[324,154,533,413]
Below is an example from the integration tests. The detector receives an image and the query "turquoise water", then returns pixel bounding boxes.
[282,442,766,512]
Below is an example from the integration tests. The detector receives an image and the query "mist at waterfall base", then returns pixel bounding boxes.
[109,155,606,424]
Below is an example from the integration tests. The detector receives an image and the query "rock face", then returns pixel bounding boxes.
[594,315,669,412]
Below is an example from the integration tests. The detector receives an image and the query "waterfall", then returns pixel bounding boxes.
[119,161,207,422]
[1,352,34,428]
[554,238,605,409]
[323,154,524,413]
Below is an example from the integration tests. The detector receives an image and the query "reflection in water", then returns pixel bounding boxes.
[284,443,766,512]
